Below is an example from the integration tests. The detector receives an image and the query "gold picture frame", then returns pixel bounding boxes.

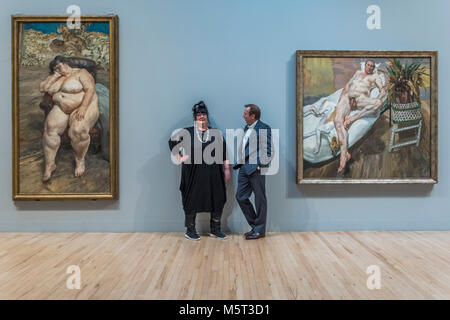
[296,50,438,184]
[12,15,119,200]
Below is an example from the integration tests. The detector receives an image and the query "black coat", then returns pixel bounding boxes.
[169,126,227,214]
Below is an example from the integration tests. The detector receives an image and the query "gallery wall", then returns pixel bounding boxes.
[1,0,449,232]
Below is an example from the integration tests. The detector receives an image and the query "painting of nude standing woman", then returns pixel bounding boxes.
[12,16,118,200]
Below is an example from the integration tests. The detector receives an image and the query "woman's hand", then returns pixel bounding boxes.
[176,154,190,163]
[74,107,87,121]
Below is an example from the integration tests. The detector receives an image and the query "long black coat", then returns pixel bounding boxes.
[169,126,227,214]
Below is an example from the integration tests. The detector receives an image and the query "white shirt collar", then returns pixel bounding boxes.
[248,120,258,129]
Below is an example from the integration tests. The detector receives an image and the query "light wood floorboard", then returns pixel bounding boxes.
[0,231,449,299]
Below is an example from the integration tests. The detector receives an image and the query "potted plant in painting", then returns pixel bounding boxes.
[386,58,429,152]
[386,58,428,104]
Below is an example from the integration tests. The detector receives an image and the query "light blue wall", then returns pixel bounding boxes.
[1,0,449,232]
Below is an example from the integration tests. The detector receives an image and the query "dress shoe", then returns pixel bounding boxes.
[244,230,254,237]
[245,232,265,240]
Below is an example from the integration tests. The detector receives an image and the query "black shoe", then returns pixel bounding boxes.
[244,230,254,237]
[209,212,225,239]
[185,228,200,241]
[245,232,265,240]
[210,230,227,239]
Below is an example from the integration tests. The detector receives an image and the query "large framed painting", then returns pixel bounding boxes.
[12,15,118,200]
[296,50,438,184]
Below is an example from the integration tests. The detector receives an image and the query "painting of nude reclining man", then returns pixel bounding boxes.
[296,50,437,184]
[12,15,118,200]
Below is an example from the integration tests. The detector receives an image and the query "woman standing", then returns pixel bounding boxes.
[169,101,230,240]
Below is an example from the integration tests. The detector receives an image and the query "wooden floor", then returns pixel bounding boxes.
[0,231,449,300]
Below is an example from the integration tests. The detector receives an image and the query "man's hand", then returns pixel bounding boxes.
[224,167,230,182]
[344,116,352,130]
[224,160,231,182]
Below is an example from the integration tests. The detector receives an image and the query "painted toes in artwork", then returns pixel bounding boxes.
[74,159,86,177]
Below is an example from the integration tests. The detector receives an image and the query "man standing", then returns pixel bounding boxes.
[233,104,272,240]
